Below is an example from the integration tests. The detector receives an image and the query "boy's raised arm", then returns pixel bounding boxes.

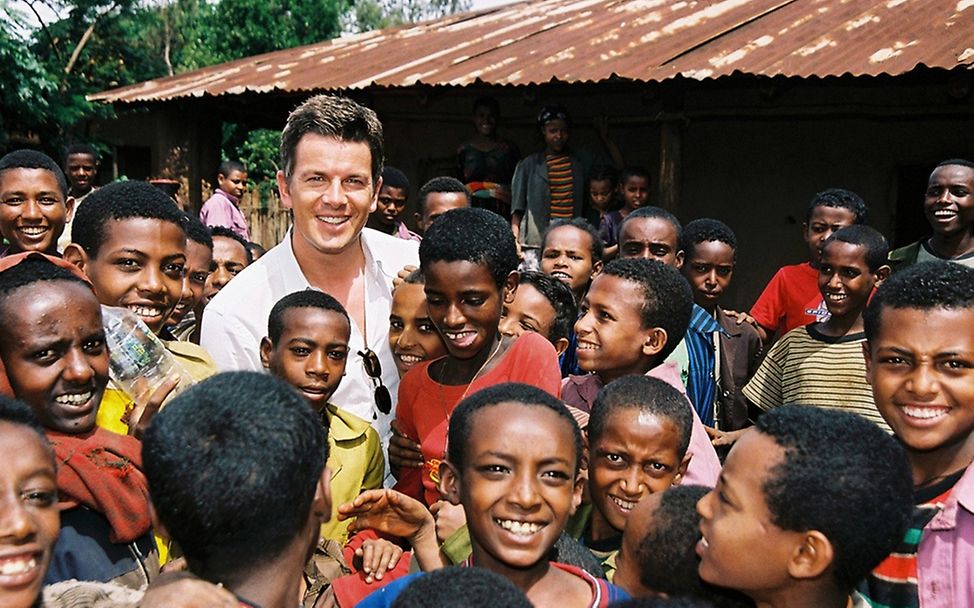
[339,489,446,572]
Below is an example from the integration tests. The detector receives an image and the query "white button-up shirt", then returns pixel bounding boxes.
[201,227,419,459]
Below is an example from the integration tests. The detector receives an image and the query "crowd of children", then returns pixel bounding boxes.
[0,93,973,608]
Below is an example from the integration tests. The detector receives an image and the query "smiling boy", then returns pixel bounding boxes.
[389,271,447,378]
[743,225,890,431]
[562,258,721,486]
[889,159,974,270]
[0,150,74,257]
[739,188,867,342]
[346,383,629,607]
[575,375,692,578]
[861,261,974,607]
[0,397,60,608]
[63,181,218,433]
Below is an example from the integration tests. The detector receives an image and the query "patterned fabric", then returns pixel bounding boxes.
[546,153,574,219]
[683,304,726,427]
[860,470,964,607]
[46,429,152,543]
[742,325,890,431]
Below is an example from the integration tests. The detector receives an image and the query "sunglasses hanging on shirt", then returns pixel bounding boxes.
[359,348,392,417]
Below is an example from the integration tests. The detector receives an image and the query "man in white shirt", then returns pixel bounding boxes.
[202,95,419,459]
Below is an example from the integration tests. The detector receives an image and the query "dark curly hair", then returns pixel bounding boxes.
[210,225,254,265]
[543,218,604,264]
[618,206,683,246]
[71,180,186,258]
[755,405,913,590]
[0,149,69,198]
[181,212,214,250]
[516,271,577,344]
[805,188,867,224]
[447,383,582,474]
[143,372,329,582]
[820,225,889,272]
[590,375,692,458]
[600,258,692,360]
[0,255,90,316]
[420,206,518,289]
[864,261,974,341]
[267,289,349,345]
[680,218,737,258]
[391,566,531,608]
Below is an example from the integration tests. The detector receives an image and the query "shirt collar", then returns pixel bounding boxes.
[688,303,728,337]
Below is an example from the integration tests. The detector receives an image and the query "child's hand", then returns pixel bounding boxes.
[355,538,404,583]
[430,500,466,544]
[392,265,419,290]
[129,375,181,439]
[339,489,434,543]
[722,309,755,326]
[388,420,423,470]
[706,426,750,447]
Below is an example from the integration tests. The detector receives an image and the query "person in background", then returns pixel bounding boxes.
[204,226,252,308]
[57,143,98,251]
[0,150,73,257]
[368,166,420,241]
[511,105,622,269]
[414,177,471,235]
[199,160,250,241]
[889,158,974,270]
[456,95,521,219]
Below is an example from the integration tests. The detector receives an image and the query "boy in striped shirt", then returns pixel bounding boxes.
[743,226,891,430]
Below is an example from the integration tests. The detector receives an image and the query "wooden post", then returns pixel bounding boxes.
[186,105,222,215]
[658,120,682,214]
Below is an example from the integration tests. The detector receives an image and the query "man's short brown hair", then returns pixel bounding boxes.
[280,95,384,184]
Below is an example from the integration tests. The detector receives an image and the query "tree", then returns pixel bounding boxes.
[343,0,472,33]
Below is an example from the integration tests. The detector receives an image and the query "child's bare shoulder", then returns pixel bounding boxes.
[529,565,597,608]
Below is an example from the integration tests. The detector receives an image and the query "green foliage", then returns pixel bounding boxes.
[3,0,469,153]
[0,27,57,147]
[226,127,282,198]
[344,0,472,33]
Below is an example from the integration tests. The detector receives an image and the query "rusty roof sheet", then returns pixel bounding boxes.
[90,0,974,103]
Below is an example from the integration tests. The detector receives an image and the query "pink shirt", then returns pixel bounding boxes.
[560,363,722,487]
[917,464,974,607]
[199,189,250,241]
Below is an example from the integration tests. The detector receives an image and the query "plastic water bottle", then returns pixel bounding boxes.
[101,306,194,404]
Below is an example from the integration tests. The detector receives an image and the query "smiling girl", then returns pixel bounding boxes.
[392,208,561,507]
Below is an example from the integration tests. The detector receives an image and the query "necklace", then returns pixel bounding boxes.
[436,336,505,417]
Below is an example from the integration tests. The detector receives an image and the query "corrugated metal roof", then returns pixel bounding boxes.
[90,0,974,104]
